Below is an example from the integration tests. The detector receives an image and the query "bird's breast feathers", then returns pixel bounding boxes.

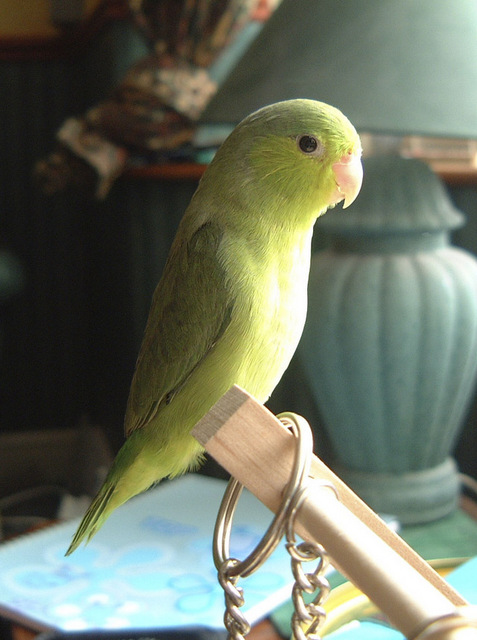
[217,228,313,400]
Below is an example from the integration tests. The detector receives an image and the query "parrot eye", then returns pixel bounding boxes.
[297,135,324,156]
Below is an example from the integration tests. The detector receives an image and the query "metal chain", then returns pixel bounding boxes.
[217,558,251,640]
[286,486,333,640]
[287,538,330,640]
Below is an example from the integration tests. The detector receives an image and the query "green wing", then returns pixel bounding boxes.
[124,221,234,436]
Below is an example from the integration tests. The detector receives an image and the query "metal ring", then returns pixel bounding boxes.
[285,479,340,548]
[213,412,314,579]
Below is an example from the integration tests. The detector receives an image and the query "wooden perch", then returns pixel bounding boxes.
[192,385,477,640]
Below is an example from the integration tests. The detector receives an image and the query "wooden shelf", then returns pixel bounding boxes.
[431,166,477,186]
[124,161,477,186]
[125,162,207,182]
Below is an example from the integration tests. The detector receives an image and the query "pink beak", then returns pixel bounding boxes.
[331,149,363,209]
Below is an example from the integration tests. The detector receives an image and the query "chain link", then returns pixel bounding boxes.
[217,558,251,639]
[287,538,330,640]
[285,483,334,640]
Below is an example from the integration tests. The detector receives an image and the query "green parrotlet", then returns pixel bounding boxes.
[66,99,362,555]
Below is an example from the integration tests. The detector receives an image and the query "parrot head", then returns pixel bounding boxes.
[204,99,363,232]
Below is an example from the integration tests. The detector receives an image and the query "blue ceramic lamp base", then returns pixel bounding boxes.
[335,457,460,525]
[301,158,477,525]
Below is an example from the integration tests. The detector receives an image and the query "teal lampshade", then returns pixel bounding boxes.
[202,0,477,138]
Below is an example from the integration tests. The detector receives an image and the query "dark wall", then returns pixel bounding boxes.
[0,20,149,443]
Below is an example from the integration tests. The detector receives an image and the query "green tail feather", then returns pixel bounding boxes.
[65,483,117,555]
[65,431,204,555]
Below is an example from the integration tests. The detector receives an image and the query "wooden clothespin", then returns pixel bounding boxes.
[192,385,477,640]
